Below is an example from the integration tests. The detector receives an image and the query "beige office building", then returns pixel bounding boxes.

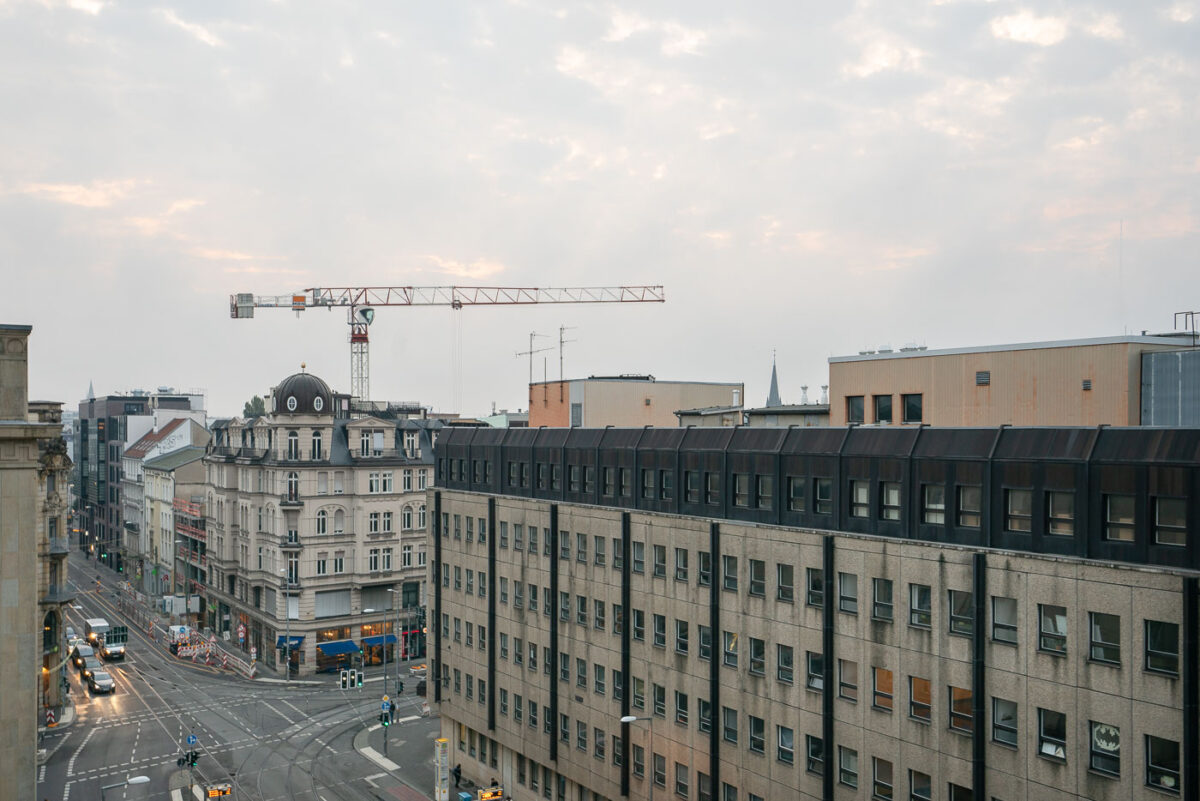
[430,425,1197,801]
[530,376,744,429]
[828,334,1194,428]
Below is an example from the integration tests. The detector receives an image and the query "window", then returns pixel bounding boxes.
[699,625,712,661]
[839,572,858,614]
[685,471,700,503]
[806,652,823,691]
[806,568,824,607]
[909,770,931,801]
[922,484,945,524]
[602,467,615,496]
[722,706,737,744]
[847,395,865,423]
[749,559,765,596]
[1047,491,1075,536]
[948,590,973,636]
[1145,620,1180,675]
[850,480,870,518]
[316,510,327,535]
[1146,735,1180,794]
[947,784,972,801]
[874,394,893,424]
[653,544,666,577]
[880,482,901,521]
[674,762,689,797]
[698,699,712,733]
[1039,604,1068,654]
[654,614,667,648]
[669,619,687,654]
[748,715,765,753]
[1089,612,1120,664]
[1038,708,1066,761]
[1155,497,1186,546]
[722,555,738,592]
[595,535,606,565]
[705,472,720,504]
[787,476,805,511]
[909,676,931,722]
[909,583,931,629]
[814,478,833,515]
[632,609,645,640]
[806,735,823,775]
[992,697,1018,747]
[777,563,794,602]
[838,659,858,702]
[641,468,655,500]
[499,521,508,548]
[1089,721,1120,776]
[873,757,894,801]
[723,631,738,668]
[755,475,773,509]
[733,474,750,507]
[698,551,711,586]
[633,677,645,709]
[777,644,794,684]
[675,690,689,725]
[632,541,645,573]
[901,393,922,423]
[613,537,623,570]
[749,638,765,675]
[1005,489,1032,532]
[872,667,893,712]
[777,725,795,765]
[1104,494,1135,541]
[595,664,606,694]
[838,746,858,788]
[948,686,972,733]
[992,596,1018,644]
[500,688,509,716]
[576,532,586,562]
[513,524,523,550]
[957,485,981,528]
[873,578,894,621]
[674,548,689,581]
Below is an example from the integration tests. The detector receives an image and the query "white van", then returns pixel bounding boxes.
[85,618,110,646]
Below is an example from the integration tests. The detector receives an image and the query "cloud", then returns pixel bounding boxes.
[190,247,260,261]
[20,179,139,207]
[157,9,225,48]
[990,10,1069,46]
[604,11,707,56]
[1082,13,1124,40]
[843,36,924,78]
[421,255,508,280]
[1164,2,1195,22]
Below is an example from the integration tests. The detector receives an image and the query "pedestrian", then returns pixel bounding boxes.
[452,763,462,788]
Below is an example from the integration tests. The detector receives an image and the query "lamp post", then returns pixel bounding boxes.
[100,775,149,800]
[621,715,654,801]
[387,587,402,690]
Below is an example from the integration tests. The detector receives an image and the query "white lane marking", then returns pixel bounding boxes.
[281,699,308,721]
[63,780,73,801]
[395,714,419,723]
[66,726,97,777]
[360,746,400,772]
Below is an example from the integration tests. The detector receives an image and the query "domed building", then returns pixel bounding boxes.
[202,369,442,677]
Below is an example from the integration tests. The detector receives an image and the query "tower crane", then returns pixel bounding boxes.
[230,285,666,401]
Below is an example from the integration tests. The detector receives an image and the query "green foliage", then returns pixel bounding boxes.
[243,395,266,418]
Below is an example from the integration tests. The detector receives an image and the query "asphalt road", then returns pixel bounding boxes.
[39,552,439,801]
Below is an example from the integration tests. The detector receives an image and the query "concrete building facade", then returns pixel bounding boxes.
[530,376,744,429]
[828,335,1195,428]
[0,325,67,800]
[430,425,1197,801]
[202,372,440,674]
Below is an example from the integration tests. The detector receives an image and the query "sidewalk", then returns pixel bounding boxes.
[352,691,439,800]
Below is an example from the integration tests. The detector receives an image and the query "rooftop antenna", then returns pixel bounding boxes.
[515,331,553,385]
[1174,311,1199,347]
[559,325,577,402]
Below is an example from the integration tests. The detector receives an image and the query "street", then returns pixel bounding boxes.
[39,552,440,801]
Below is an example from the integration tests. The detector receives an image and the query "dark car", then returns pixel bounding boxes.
[87,670,115,694]
[72,644,95,671]
[80,656,103,680]
[416,679,427,697]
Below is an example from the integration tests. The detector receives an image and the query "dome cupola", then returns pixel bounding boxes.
[273,367,333,416]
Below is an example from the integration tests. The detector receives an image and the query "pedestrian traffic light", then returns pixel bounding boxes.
[356,669,364,688]
[397,680,405,693]
[379,712,389,727]
[189,750,199,767]
[340,669,349,690]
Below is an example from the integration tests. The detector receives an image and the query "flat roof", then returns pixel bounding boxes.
[533,377,743,387]
[0,324,32,333]
[830,334,1196,364]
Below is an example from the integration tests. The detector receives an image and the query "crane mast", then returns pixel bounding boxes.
[231,284,665,401]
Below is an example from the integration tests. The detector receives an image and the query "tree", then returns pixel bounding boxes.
[243,395,266,417]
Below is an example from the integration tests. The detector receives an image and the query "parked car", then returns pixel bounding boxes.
[72,644,95,671]
[65,625,77,642]
[87,670,115,694]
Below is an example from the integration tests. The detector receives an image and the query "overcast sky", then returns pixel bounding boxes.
[2,0,1197,418]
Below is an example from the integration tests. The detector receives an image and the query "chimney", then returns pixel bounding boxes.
[820,385,829,405]
[800,385,809,405]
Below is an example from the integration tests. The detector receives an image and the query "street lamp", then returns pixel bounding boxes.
[100,775,149,800]
[621,715,655,801]
[387,587,403,689]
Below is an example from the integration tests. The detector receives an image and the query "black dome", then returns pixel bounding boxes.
[273,372,333,416]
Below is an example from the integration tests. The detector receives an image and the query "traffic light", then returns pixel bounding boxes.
[188,750,199,767]
[340,669,349,690]
[356,669,364,688]
[379,712,390,727]
[397,680,405,693]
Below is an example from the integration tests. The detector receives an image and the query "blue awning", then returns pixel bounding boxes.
[362,634,397,646]
[316,639,359,656]
[277,635,304,649]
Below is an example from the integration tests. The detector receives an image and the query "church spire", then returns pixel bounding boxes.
[766,352,782,408]
[87,379,95,400]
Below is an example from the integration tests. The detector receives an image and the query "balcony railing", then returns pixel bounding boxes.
[48,536,70,555]
[280,493,302,507]
[40,584,75,605]
[281,536,302,551]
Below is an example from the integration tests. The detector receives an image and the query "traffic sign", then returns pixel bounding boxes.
[187,734,198,745]
[381,701,391,712]
[382,694,390,703]
[237,623,246,644]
